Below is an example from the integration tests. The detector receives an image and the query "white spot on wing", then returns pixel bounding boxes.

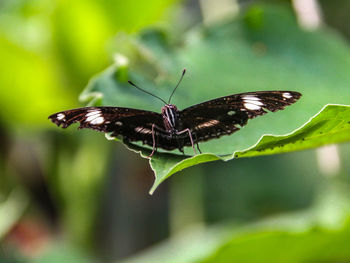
[57,113,65,120]
[244,102,261,110]
[242,95,260,101]
[196,120,220,129]
[243,95,264,108]
[86,110,102,122]
[86,110,101,117]
[283,92,292,99]
[86,115,97,122]
[244,99,264,106]
[135,127,152,134]
[90,117,104,125]
[116,121,122,126]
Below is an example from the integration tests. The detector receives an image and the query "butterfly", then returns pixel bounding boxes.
[49,69,302,157]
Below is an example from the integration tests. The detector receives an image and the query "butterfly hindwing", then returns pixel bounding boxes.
[179,91,301,144]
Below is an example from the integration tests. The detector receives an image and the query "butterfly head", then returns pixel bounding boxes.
[161,104,179,131]
[162,104,178,112]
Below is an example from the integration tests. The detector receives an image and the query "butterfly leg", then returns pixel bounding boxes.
[175,138,185,155]
[176,128,197,155]
[148,124,157,158]
[179,147,185,155]
[196,143,202,154]
[193,133,202,154]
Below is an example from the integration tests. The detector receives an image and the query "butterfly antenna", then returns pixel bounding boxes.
[168,69,186,104]
[128,81,167,104]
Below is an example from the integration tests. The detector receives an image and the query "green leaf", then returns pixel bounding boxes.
[203,224,350,263]
[146,104,350,194]
[121,180,350,263]
[235,104,350,158]
[201,189,350,263]
[81,4,350,193]
[120,212,350,263]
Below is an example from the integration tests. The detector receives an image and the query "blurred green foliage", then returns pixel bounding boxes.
[0,0,177,127]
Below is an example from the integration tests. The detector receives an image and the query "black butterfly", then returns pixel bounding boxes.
[49,70,301,157]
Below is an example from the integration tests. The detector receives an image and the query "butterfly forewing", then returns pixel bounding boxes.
[179,91,301,144]
[49,107,166,145]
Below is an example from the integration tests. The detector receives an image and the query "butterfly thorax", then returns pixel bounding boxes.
[161,104,180,133]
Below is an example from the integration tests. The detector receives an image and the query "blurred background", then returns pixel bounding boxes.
[1,0,350,262]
